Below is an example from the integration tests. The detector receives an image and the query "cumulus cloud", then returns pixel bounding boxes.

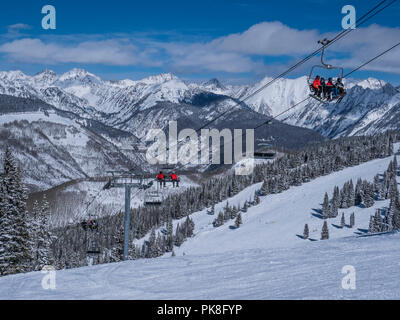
[0,38,160,66]
[210,21,320,56]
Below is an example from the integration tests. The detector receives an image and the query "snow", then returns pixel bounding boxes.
[0,145,399,299]
[1,232,400,299]
[0,111,76,127]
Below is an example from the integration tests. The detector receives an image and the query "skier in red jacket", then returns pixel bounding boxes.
[312,75,322,97]
[157,171,165,188]
[170,172,179,188]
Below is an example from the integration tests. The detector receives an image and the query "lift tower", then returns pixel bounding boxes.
[104,171,152,261]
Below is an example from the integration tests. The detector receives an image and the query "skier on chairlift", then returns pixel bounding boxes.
[312,75,322,97]
[335,78,346,99]
[170,171,179,188]
[326,78,336,100]
[320,77,326,99]
[88,220,98,230]
[157,171,166,188]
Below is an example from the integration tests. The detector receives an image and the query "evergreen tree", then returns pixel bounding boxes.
[235,213,242,229]
[254,192,260,205]
[260,179,269,196]
[35,196,54,270]
[322,193,330,219]
[368,215,374,233]
[321,221,329,240]
[373,209,382,233]
[347,180,355,207]
[166,216,174,252]
[0,148,31,276]
[242,201,248,213]
[303,224,309,239]
[213,212,224,227]
[349,212,355,228]
[340,213,345,228]
[361,182,374,208]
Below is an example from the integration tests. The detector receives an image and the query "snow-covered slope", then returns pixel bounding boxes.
[1,145,398,299]
[1,232,400,299]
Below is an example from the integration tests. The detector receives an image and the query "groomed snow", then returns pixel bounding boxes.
[1,233,399,299]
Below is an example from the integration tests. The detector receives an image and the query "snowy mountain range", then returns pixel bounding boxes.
[0,68,399,140]
[1,68,399,191]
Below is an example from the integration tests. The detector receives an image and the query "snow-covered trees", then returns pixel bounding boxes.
[0,147,31,276]
[31,196,54,270]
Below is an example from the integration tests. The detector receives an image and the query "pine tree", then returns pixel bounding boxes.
[260,179,269,196]
[355,179,364,205]
[349,212,355,228]
[340,213,345,228]
[254,192,260,205]
[321,221,329,240]
[230,205,238,219]
[368,215,375,233]
[210,203,215,215]
[0,148,31,275]
[147,228,157,258]
[322,193,330,219]
[166,216,174,252]
[373,209,382,233]
[174,223,184,247]
[235,213,242,229]
[242,201,248,213]
[35,196,54,270]
[303,224,309,239]
[213,212,224,227]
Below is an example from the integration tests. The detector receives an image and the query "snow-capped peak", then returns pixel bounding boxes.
[0,70,29,81]
[202,78,227,91]
[32,69,58,86]
[34,69,57,77]
[58,68,100,83]
[345,77,387,90]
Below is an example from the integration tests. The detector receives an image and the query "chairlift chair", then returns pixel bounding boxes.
[85,220,101,255]
[308,39,346,103]
[144,190,163,206]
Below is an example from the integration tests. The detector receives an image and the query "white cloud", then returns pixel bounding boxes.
[0,38,159,66]
[4,23,32,38]
[211,21,320,56]
[325,24,400,74]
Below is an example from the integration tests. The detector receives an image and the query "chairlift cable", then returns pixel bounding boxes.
[193,0,393,133]
[214,40,400,156]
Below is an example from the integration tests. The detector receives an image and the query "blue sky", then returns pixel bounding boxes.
[0,0,399,84]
